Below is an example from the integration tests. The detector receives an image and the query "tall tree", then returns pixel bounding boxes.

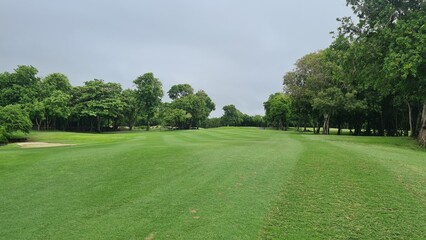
[167,85,215,129]
[382,9,426,144]
[283,51,333,133]
[75,79,124,132]
[134,73,163,131]
[342,0,426,142]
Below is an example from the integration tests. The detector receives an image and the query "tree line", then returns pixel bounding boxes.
[205,104,265,128]
[0,66,220,143]
[0,65,269,144]
[267,0,426,146]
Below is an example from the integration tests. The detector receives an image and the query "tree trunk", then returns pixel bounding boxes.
[378,113,385,136]
[146,121,151,131]
[96,116,101,133]
[35,118,42,131]
[129,118,137,131]
[337,120,341,135]
[316,120,321,134]
[366,121,371,136]
[322,113,329,135]
[415,109,421,137]
[417,99,426,147]
[407,101,413,137]
[88,118,93,132]
[45,116,49,130]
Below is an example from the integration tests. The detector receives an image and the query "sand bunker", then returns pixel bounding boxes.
[17,142,76,148]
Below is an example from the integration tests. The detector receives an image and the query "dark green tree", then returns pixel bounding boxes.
[134,73,163,131]
[42,90,71,130]
[75,79,124,132]
[221,104,243,126]
[121,89,140,130]
[264,93,292,130]
[0,65,40,107]
[42,73,72,93]
[167,85,215,129]
[167,84,194,100]
[0,104,32,135]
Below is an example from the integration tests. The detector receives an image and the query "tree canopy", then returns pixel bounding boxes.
[277,0,426,144]
[134,73,164,131]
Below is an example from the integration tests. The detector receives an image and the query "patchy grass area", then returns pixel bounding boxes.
[1,128,425,239]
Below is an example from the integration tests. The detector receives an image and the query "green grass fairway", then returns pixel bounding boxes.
[1,128,425,239]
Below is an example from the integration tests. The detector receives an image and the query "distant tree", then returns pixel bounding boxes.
[171,94,204,128]
[134,73,163,131]
[167,84,194,100]
[42,73,72,93]
[251,115,265,127]
[167,86,215,129]
[121,89,140,130]
[264,93,292,130]
[195,90,216,124]
[75,79,124,132]
[42,90,71,130]
[283,71,313,131]
[222,105,243,126]
[202,117,222,128]
[161,105,191,129]
[26,101,45,131]
[283,51,328,132]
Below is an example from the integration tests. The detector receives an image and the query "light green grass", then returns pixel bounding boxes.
[0,128,425,239]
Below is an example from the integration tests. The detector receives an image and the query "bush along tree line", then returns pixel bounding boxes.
[266,0,426,146]
[0,67,220,143]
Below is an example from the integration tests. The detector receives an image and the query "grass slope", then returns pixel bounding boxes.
[0,128,425,239]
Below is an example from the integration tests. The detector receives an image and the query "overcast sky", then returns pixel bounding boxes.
[0,0,352,117]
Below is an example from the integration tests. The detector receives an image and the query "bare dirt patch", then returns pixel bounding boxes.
[145,232,156,240]
[17,142,76,148]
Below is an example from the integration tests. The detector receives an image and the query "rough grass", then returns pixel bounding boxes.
[0,128,425,239]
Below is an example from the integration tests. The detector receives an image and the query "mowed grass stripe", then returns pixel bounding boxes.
[0,128,302,239]
[206,127,270,141]
[260,134,426,239]
[327,139,426,204]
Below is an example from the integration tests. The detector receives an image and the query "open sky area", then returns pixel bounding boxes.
[0,0,353,117]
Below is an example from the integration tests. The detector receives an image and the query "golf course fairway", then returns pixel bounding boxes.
[1,128,425,239]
